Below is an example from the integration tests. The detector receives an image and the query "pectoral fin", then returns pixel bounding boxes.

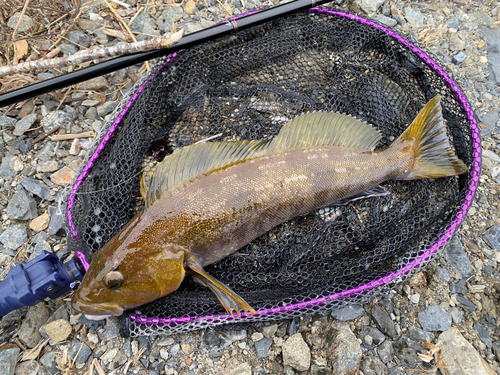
[186,257,256,317]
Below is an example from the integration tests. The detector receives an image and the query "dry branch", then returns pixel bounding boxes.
[50,130,95,141]
[0,30,183,78]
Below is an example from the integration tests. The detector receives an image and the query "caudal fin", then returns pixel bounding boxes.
[397,95,467,179]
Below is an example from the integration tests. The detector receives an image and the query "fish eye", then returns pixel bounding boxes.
[103,271,124,290]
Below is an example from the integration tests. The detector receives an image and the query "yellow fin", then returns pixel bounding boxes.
[267,111,381,153]
[397,95,467,179]
[141,140,269,207]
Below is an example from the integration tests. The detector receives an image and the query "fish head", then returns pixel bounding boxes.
[72,239,187,319]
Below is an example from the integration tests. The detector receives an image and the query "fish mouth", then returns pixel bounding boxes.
[72,293,124,317]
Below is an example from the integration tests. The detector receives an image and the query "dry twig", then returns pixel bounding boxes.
[50,130,95,141]
[0,31,182,78]
[11,0,32,39]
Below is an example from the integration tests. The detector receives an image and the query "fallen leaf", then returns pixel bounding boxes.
[14,39,29,63]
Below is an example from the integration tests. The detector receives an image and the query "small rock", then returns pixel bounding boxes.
[14,360,39,375]
[474,323,492,348]
[409,293,420,304]
[370,14,397,27]
[101,348,119,364]
[0,348,20,375]
[29,213,50,232]
[449,34,466,51]
[50,166,76,186]
[354,0,385,15]
[18,305,50,348]
[331,304,365,321]
[97,101,118,117]
[20,178,54,201]
[184,0,197,14]
[69,139,81,155]
[409,327,435,342]
[260,324,278,338]
[455,295,477,312]
[437,327,494,375]
[251,332,263,342]
[220,330,247,345]
[203,330,221,348]
[289,317,301,335]
[360,326,386,349]
[435,266,450,282]
[41,110,68,132]
[255,337,273,359]
[360,356,388,375]
[325,322,362,374]
[7,12,35,32]
[48,206,65,235]
[450,278,467,295]
[453,52,467,64]
[485,225,500,250]
[447,17,460,30]
[0,116,17,128]
[444,236,474,278]
[493,341,500,362]
[70,341,92,366]
[37,161,59,173]
[75,77,109,91]
[160,348,169,360]
[102,317,121,341]
[310,365,332,375]
[67,30,91,48]
[40,352,58,375]
[282,333,311,371]
[161,7,184,23]
[480,112,500,137]
[0,225,27,250]
[42,319,72,341]
[6,186,38,220]
[0,309,24,330]
[377,340,394,364]
[405,7,424,27]
[46,304,69,324]
[371,305,397,338]
[231,363,252,375]
[418,306,452,332]
[13,113,37,136]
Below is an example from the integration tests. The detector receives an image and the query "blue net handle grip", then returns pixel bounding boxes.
[0,251,85,317]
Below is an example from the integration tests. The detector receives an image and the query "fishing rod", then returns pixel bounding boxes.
[0,0,335,108]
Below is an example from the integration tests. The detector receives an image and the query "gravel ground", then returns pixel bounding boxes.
[1,0,500,374]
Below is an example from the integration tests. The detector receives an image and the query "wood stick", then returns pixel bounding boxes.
[50,130,95,141]
[0,31,182,78]
[32,125,60,144]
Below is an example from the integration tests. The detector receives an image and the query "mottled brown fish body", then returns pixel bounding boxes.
[72,96,467,318]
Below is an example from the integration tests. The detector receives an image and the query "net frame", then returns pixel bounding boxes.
[64,8,482,336]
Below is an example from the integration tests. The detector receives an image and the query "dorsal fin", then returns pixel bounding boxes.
[141,111,381,207]
[141,139,270,208]
[267,111,381,153]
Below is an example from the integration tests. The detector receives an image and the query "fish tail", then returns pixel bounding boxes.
[396,95,467,179]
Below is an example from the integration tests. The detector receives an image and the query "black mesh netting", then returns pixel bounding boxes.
[66,10,474,335]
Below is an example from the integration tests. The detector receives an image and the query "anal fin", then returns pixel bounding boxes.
[330,185,389,206]
[186,256,256,317]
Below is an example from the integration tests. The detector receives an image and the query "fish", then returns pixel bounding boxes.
[72,95,467,319]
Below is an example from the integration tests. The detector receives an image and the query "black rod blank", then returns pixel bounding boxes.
[0,0,334,108]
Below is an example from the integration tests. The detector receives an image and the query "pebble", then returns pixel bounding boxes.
[260,324,278,338]
[40,352,58,375]
[360,355,388,375]
[29,213,50,232]
[37,161,59,173]
[42,319,72,341]
[67,30,91,48]
[377,340,394,363]
[405,7,424,27]
[231,363,252,375]
[20,178,54,201]
[47,205,65,235]
[18,305,50,348]
[70,341,92,368]
[493,341,500,362]
[325,322,362,374]
[75,77,109,91]
[14,360,39,375]
[13,113,37,136]
[203,330,221,348]
[360,326,386,349]
[255,337,273,359]
[220,329,247,345]
[444,236,474,278]
[288,317,301,335]
[0,348,20,375]
[371,305,397,338]
[0,225,27,250]
[0,116,17,128]
[330,304,365,321]
[485,225,500,250]
[41,110,68,132]
[354,0,385,15]
[370,14,398,27]
[7,12,35,32]
[97,101,118,117]
[251,332,263,341]
[6,186,38,220]
[474,323,492,348]
[50,166,76,186]
[455,295,477,312]
[409,327,435,343]
[450,278,467,295]
[409,293,420,304]
[437,327,494,375]
[282,333,311,371]
[184,0,197,14]
[418,305,452,332]
[453,52,467,64]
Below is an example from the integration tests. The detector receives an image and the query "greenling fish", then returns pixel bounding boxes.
[72,96,467,319]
